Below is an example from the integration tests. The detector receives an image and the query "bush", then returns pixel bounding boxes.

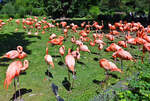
[32,8,45,16]
[89,6,100,19]
[115,62,150,101]
[17,6,26,18]
[0,14,9,19]
[0,2,16,18]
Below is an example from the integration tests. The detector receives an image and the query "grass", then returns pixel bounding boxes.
[0,18,146,101]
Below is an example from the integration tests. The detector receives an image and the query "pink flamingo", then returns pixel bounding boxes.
[4,60,29,100]
[65,48,76,88]
[99,58,122,81]
[112,48,136,71]
[1,46,27,59]
[44,47,54,69]
[59,45,65,62]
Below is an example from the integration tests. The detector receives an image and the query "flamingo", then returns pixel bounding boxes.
[59,45,65,56]
[142,33,150,43]
[108,23,116,31]
[112,48,136,71]
[98,44,103,50]
[65,48,76,88]
[44,47,54,68]
[48,36,64,58]
[118,41,127,48]
[63,28,68,37]
[59,45,65,62]
[48,36,64,45]
[79,43,90,53]
[94,39,106,45]
[89,39,95,47]
[71,36,76,43]
[71,48,80,60]
[1,46,27,59]
[106,43,122,52]
[44,47,54,80]
[4,60,29,100]
[142,42,150,63]
[105,34,114,41]
[99,59,122,81]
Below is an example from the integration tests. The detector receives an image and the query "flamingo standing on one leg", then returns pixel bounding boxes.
[44,47,54,80]
[4,60,29,100]
[65,48,76,88]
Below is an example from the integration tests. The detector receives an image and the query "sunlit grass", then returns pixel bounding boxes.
[0,19,145,101]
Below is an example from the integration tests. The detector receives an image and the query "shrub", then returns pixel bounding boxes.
[0,2,16,17]
[115,62,150,101]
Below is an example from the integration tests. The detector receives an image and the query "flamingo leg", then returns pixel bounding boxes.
[141,52,144,64]
[17,76,21,100]
[148,52,150,63]
[138,45,141,60]
[55,47,57,59]
[55,48,56,59]
[47,64,51,81]
[114,57,117,63]
[61,55,64,64]
[14,77,17,100]
[68,70,70,81]
[104,70,109,82]
[121,59,123,71]
[71,72,76,89]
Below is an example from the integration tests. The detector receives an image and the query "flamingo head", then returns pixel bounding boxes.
[22,60,29,71]
[17,46,23,53]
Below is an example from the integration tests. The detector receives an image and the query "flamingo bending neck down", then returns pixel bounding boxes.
[1,46,27,59]
[4,60,29,100]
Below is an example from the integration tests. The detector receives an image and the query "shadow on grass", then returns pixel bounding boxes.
[52,55,61,58]
[93,79,105,85]
[91,52,100,55]
[93,57,99,61]
[0,58,10,66]
[62,77,71,91]
[20,71,27,76]
[107,73,120,79]
[58,61,65,66]
[10,88,32,101]
[0,63,9,66]
[45,69,53,78]
[0,32,36,57]
[77,60,86,66]
[27,35,41,40]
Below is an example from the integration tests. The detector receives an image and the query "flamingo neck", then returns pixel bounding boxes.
[46,47,48,54]
[21,60,29,71]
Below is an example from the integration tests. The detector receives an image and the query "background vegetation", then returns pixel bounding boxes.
[0,0,150,21]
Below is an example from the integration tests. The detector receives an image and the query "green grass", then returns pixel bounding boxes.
[0,18,146,101]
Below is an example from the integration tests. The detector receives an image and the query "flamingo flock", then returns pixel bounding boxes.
[1,16,150,100]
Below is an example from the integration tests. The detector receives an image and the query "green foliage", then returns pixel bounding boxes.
[89,6,100,18]
[115,62,150,101]
[0,2,16,17]
[0,0,150,19]
[0,14,9,19]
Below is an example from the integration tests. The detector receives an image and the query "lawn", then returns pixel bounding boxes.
[0,18,143,101]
